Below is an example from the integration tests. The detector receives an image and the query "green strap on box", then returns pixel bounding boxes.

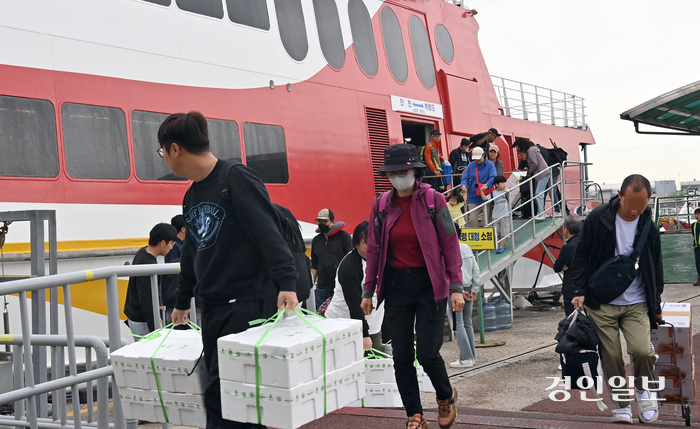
[251,308,328,425]
[139,323,175,422]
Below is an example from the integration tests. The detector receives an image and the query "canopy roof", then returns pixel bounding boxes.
[620,80,700,134]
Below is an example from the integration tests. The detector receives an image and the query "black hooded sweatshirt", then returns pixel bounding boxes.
[567,196,663,328]
[175,160,297,309]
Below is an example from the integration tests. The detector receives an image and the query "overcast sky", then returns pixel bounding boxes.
[473,0,700,187]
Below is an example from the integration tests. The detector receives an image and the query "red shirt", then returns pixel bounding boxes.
[387,194,426,269]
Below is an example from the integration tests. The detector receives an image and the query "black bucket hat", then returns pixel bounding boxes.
[378,144,426,172]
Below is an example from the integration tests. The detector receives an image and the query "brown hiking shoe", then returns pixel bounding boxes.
[694,277,700,286]
[436,388,458,429]
[407,414,429,429]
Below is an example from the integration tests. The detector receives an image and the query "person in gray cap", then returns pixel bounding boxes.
[310,208,352,311]
[468,128,501,161]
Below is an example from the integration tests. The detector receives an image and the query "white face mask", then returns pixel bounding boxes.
[389,170,416,193]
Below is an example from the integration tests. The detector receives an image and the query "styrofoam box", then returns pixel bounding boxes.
[218,315,362,388]
[348,383,403,408]
[221,359,364,429]
[417,366,435,393]
[365,358,395,384]
[119,387,205,427]
[112,330,206,395]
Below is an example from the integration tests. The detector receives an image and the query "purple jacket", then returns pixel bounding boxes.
[362,182,463,304]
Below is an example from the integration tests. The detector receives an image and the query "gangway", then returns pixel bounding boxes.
[451,161,596,323]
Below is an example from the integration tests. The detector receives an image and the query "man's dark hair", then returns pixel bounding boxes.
[460,138,469,147]
[352,221,369,247]
[148,223,178,246]
[494,175,507,185]
[564,215,582,236]
[620,174,652,198]
[171,214,185,232]
[694,208,700,215]
[511,137,534,153]
[157,111,209,155]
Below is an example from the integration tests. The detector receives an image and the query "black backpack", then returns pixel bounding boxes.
[537,139,568,168]
[218,160,313,302]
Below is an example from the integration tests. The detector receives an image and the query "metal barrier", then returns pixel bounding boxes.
[0,263,181,429]
[654,195,700,233]
[491,75,587,129]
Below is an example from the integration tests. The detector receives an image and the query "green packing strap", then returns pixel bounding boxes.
[187,321,202,334]
[292,307,327,416]
[253,309,286,425]
[144,323,176,423]
[365,347,392,359]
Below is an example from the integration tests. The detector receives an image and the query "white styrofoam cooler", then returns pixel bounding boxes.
[221,359,364,429]
[111,330,206,395]
[365,358,395,384]
[348,383,403,408]
[218,315,363,388]
[119,387,205,427]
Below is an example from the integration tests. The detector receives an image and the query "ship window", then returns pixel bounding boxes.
[207,118,242,163]
[0,95,58,178]
[380,7,408,83]
[435,24,454,63]
[226,0,270,30]
[142,0,171,6]
[275,0,308,62]
[243,123,288,184]
[313,0,344,69]
[132,110,186,181]
[62,104,129,180]
[175,0,224,19]
[348,0,378,76]
[409,16,435,89]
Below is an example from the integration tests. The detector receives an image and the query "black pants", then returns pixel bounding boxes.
[695,247,700,277]
[201,296,277,429]
[384,267,453,416]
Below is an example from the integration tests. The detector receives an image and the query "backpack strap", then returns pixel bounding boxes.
[632,220,652,264]
[425,188,437,224]
[218,159,241,201]
[373,191,392,248]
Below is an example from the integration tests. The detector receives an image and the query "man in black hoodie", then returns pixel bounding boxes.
[160,111,298,429]
[124,223,177,336]
[569,174,663,424]
[311,208,352,310]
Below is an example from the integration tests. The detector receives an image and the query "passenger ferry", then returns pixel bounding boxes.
[0,0,596,338]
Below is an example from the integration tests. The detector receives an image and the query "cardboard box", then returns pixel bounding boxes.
[654,356,695,404]
[348,383,403,408]
[119,387,205,427]
[652,303,692,376]
[220,359,364,429]
[218,316,362,388]
[112,330,206,395]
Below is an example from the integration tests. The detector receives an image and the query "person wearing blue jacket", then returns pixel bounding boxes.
[460,147,496,227]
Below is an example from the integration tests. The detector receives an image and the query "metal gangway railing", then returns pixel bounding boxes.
[653,195,700,233]
[490,75,587,130]
[0,263,183,429]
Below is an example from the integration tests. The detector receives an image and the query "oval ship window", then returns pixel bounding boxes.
[435,24,454,63]
[243,123,289,184]
[313,0,345,69]
[348,0,378,77]
[226,0,270,30]
[142,0,171,6]
[274,0,308,62]
[132,110,185,181]
[175,0,224,18]
[380,7,408,83]
[409,16,435,88]
[207,118,242,163]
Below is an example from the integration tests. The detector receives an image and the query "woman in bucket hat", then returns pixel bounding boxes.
[361,144,464,429]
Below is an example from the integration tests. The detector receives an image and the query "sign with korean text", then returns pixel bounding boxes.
[459,227,496,250]
[391,95,443,118]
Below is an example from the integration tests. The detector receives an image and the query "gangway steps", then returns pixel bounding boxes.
[476,217,565,287]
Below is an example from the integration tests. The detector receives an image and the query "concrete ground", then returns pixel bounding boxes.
[139,283,700,428]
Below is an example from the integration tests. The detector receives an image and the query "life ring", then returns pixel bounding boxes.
[691,202,697,210]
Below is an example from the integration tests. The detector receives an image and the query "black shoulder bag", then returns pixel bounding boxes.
[587,220,652,304]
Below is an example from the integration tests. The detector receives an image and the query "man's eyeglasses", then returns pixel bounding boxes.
[157,148,164,158]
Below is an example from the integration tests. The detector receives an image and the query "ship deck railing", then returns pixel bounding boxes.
[491,75,588,130]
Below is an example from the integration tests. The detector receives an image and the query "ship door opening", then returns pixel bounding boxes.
[401,121,433,148]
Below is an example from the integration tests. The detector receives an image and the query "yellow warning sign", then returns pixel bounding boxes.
[459,227,497,250]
